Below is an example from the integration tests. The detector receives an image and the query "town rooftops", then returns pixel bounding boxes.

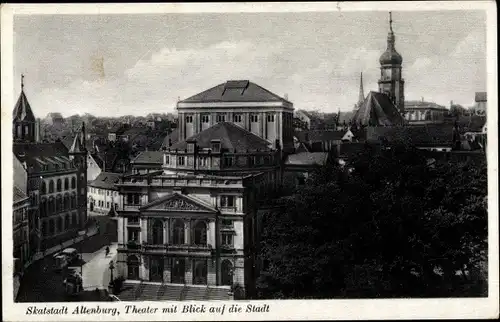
[170,122,273,152]
[132,151,164,165]
[285,152,329,166]
[405,100,447,110]
[13,141,73,173]
[89,172,123,190]
[161,129,180,150]
[475,92,487,102]
[295,130,346,142]
[366,124,456,146]
[352,91,405,126]
[178,80,292,105]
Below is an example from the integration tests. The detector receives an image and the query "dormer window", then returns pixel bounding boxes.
[216,114,226,123]
[187,140,196,153]
[211,140,221,153]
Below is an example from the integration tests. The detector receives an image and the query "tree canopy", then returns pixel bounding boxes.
[256,142,487,299]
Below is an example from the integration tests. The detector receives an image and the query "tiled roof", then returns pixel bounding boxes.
[13,142,69,161]
[179,80,291,104]
[294,130,345,142]
[13,186,28,203]
[161,129,180,149]
[13,90,36,122]
[132,151,163,164]
[171,122,272,152]
[366,124,455,146]
[405,101,447,110]
[286,152,328,166]
[475,92,487,102]
[352,91,405,126]
[89,172,123,190]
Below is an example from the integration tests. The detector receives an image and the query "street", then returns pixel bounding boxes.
[16,215,117,302]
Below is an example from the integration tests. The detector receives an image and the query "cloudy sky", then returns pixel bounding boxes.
[13,10,486,117]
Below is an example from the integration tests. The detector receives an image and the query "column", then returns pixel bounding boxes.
[163,257,171,283]
[207,257,216,285]
[141,254,150,281]
[260,112,265,138]
[163,220,168,245]
[140,217,148,244]
[207,220,216,248]
[184,219,191,245]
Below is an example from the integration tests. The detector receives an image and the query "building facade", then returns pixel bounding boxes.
[176,80,295,152]
[404,100,448,124]
[114,83,291,299]
[13,155,31,276]
[88,172,123,214]
[13,78,88,252]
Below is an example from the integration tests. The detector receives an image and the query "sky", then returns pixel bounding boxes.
[13,10,486,117]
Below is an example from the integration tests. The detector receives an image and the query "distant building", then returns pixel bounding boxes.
[404,99,448,124]
[131,151,163,174]
[474,92,487,115]
[86,153,103,182]
[87,172,123,214]
[352,91,406,126]
[13,155,31,276]
[283,152,330,187]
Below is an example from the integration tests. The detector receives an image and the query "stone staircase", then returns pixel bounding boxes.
[157,284,184,301]
[208,287,232,301]
[134,282,146,299]
[116,283,141,301]
[183,286,210,301]
[140,283,161,301]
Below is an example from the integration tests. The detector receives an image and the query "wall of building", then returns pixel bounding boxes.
[87,154,102,182]
[88,186,121,214]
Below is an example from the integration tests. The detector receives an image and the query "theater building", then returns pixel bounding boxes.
[114,81,291,300]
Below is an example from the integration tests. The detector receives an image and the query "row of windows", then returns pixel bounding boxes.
[41,213,78,237]
[185,113,276,124]
[41,177,77,194]
[165,155,273,167]
[40,194,78,217]
[124,194,236,209]
[127,219,234,247]
[90,187,118,196]
[96,200,118,209]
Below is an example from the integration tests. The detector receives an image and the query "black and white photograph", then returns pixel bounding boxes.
[2,2,498,321]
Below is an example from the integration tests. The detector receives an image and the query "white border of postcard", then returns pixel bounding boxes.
[1,2,499,321]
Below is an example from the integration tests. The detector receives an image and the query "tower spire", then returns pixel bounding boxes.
[389,11,393,32]
[21,74,25,91]
[358,72,365,104]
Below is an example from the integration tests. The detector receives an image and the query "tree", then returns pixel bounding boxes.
[256,141,487,299]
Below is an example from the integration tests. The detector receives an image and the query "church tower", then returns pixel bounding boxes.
[13,75,37,143]
[354,72,365,110]
[378,12,405,115]
[69,123,88,227]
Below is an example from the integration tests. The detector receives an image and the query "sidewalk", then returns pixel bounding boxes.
[81,243,118,290]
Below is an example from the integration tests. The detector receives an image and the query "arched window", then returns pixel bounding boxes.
[64,178,69,190]
[221,260,233,286]
[49,180,54,193]
[42,221,48,236]
[152,220,163,245]
[57,216,63,232]
[56,195,63,213]
[56,179,62,192]
[127,255,140,280]
[64,194,69,210]
[71,177,76,189]
[173,219,185,245]
[193,260,207,285]
[193,221,207,245]
[49,219,55,236]
[65,214,70,230]
[41,181,47,194]
[40,198,47,217]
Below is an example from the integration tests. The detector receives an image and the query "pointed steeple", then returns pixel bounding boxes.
[69,134,84,154]
[13,74,35,123]
[379,12,402,65]
[358,72,365,104]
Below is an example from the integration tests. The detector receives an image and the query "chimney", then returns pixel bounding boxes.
[284,93,288,100]
[421,97,424,102]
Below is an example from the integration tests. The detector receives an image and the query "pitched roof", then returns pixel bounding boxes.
[286,152,329,166]
[89,172,123,190]
[294,130,345,142]
[13,186,29,204]
[366,124,456,146]
[161,129,180,149]
[13,90,36,122]
[13,142,72,173]
[179,80,291,104]
[69,134,84,154]
[475,92,487,102]
[132,151,163,164]
[171,122,272,152]
[352,91,405,126]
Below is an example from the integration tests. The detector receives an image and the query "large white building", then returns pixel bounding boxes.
[88,172,123,215]
[114,80,292,301]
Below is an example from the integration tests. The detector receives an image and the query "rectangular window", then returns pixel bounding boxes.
[223,156,234,167]
[251,114,259,122]
[211,141,221,153]
[267,114,275,122]
[185,115,193,123]
[106,202,110,208]
[221,219,233,227]
[216,114,226,122]
[165,155,170,165]
[201,114,210,123]
[221,233,233,246]
[177,156,185,166]
[248,156,256,166]
[128,228,139,241]
[233,114,242,122]
[221,195,235,208]
[198,156,208,167]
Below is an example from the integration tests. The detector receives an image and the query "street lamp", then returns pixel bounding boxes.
[108,260,115,291]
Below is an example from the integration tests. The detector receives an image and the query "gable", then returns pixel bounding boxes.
[141,193,217,213]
